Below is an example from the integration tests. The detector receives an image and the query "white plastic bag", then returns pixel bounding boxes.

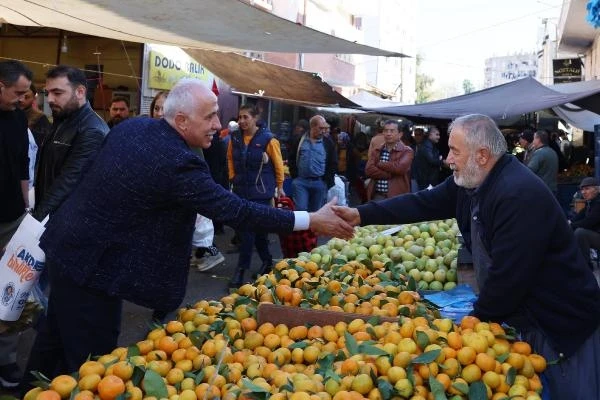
[192,214,214,248]
[327,175,348,206]
[0,214,47,322]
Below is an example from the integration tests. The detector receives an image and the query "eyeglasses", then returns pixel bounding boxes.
[318,126,329,130]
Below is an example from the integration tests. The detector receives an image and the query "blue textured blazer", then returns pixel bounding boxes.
[40,117,294,310]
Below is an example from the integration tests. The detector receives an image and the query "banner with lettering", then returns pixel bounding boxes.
[149,49,212,90]
[0,214,46,321]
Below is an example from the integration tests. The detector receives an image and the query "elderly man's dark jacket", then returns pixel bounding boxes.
[40,118,295,311]
[33,102,108,220]
[357,153,600,357]
[571,195,600,232]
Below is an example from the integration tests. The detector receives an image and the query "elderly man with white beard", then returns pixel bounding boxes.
[332,114,600,400]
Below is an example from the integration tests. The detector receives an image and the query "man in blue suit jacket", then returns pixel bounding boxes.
[23,78,353,381]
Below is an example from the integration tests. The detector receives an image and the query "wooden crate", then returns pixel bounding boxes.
[257,303,399,328]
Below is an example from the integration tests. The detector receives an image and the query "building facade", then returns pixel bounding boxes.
[361,0,417,104]
[484,52,538,88]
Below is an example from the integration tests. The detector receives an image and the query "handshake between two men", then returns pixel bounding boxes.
[306,197,362,240]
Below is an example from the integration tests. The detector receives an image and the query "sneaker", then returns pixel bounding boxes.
[196,252,225,272]
[0,363,22,388]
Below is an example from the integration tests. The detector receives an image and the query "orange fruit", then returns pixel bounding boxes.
[79,360,106,377]
[241,318,258,332]
[289,325,308,340]
[50,375,78,399]
[78,374,101,392]
[307,325,324,339]
[460,316,480,330]
[457,346,477,366]
[511,341,532,356]
[528,354,547,373]
[97,375,126,400]
[157,336,178,355]
[37,390,62,400]
[166,320,184,334]
[461,364,482,383]
[73,390,95,400]
[475,352,497,372]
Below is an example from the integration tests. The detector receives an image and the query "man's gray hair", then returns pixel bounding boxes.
[450,114,507,157]
[163,78,209,122]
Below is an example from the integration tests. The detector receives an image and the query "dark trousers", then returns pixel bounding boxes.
[22,263,121,386]
[522,325,600,400]
[573,227,600,268]
[237,198,272,271]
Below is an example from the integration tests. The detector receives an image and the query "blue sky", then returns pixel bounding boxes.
[416,0,563,91]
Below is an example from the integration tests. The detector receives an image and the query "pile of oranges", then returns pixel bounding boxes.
[25,294,546,400]
[244,258,438,319]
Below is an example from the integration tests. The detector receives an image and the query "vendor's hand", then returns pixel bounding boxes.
[309,197,355,239]
[331,205,361,226]
[277,187,286,198]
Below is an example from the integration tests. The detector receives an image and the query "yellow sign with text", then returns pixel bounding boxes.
[148,50,211,90]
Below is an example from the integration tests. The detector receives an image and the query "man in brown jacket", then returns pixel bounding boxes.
[365,120,413,200]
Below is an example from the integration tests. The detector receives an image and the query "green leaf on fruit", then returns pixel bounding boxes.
[126,345,140,358]
[367,316,381,326]
[468,381,487,400]
[344,330,359,356]
[194,370,206,385]
[131,365,145,386]
[429,376,448,400]
[506,366,517,385]
[318,288,334,306]
[495,353,509,363]
[242,377,270,393]
[358,344,389,356]
[143,369,168,399]
[451,381,469,395]
[376,379,394,400]
[407,276,417,291]
[288,341,308,349]
[411,349,440,364]
[415,330,430,349]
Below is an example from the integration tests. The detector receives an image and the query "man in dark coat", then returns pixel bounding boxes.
[413,127,443,189]
[571,176,600,269]
[333,114,600,400]
[22,78,353,382]
[33,65,109,221]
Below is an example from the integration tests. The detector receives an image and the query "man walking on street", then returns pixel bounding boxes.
[33,65,109,222]
[0,59,33,390]
[288,115,337,211]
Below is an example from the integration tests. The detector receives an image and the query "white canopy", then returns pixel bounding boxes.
[0,0,405,57]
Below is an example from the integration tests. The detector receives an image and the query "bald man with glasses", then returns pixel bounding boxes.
[288,115,338,211]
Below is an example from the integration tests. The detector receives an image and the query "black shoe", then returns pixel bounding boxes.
[252,261,273,280]
[0,363,22,389]
[228,268,246,289]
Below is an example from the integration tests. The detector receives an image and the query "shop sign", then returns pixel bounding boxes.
[149,50,211,90]
[553,58,582,84]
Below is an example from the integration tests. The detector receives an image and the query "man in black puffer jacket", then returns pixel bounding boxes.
[33,65,108,221]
